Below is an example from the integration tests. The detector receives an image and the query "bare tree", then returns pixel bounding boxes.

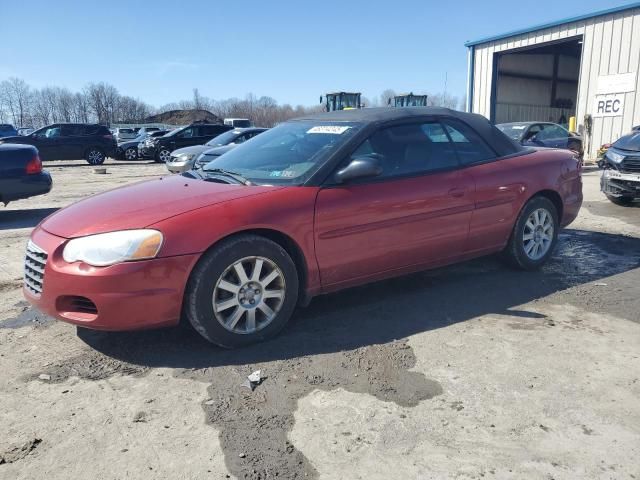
[380,89,396,107]
[0,77,32,126]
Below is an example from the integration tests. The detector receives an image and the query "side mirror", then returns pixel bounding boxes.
[334,156,383,183]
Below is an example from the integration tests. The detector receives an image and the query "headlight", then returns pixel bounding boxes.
[63,230,163,266]
[177,153,195,161]
[605,149,625,164]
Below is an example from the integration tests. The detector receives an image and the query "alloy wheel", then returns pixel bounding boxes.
[124,148,137,160]
[523,208,554,260]
[212,256,286,334]
[159,149,171,162]
[87,149,104,165]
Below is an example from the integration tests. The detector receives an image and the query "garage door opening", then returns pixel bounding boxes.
[492,37,582,126]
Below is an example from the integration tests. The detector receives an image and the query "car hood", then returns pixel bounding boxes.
[171,145,210,157]
[40,174,282,238]
[613,131,640,152]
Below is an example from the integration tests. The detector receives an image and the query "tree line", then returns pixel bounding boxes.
[0,78,463,129]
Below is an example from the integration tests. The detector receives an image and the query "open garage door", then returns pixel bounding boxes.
[492,37,582,127]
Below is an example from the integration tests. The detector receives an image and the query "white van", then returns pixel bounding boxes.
[224,118,251,128]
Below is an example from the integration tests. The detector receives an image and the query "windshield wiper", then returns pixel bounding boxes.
[203,168,253,185]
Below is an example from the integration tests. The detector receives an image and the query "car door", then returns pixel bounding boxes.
[441,118,524,254]
[35,125,63,160]
[314,120,475,289]
[59,125,86,159]
[172,126,197,149]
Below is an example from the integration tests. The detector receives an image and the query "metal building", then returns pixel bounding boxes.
[465,2,640,157]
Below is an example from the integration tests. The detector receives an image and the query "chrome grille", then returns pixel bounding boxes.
[621,155,640,173]
[24,240,47,296]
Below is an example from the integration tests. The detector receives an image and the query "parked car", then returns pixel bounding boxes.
[113,127,138,142]
[148,123,233,163]
[166,128,267,173]
[496,122,583,158]
[0,144,52,205]
[0,123,116,164]
[138,128,179,159]
[17,127,34,136]
[600,129,640,205]
[22,107,582,348]
[598,124,640,164]
[115,130,168,161]
[0,124,18,138]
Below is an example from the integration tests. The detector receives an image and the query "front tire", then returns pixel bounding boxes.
[124,147,138,161]
[605,194,635,206]
[156,148,171,163]
[504,196,559,270]
[85,148,105,165]
[184,235,299,348]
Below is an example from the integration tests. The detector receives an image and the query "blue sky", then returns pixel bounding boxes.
[0,0,623,108]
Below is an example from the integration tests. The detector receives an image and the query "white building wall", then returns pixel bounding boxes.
[470,6,640,158]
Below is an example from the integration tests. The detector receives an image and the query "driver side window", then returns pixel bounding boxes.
[177,127,194,138]
[347,122,459,180]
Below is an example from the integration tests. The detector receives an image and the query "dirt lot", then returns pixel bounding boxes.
[1,159,639,480]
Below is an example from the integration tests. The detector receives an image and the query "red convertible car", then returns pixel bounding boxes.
[24,108,582,347]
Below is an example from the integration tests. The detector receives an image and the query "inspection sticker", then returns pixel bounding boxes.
[307,126,351,134]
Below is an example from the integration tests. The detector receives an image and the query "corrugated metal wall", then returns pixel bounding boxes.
[470,7,640,158]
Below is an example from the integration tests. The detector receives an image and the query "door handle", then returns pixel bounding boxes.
[448,188,465,198]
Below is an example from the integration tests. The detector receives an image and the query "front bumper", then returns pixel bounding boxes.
[166,157,195,173]
[23,227,200,331]
[601,170,640,198]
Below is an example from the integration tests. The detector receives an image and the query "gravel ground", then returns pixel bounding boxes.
[0,160,639,479]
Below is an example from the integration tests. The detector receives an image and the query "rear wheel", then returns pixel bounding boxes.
[185,235,299,348]
[504,196,559,270]
[85,148,105,165]
[124,147,138,161]
[606,194,635,206]
[156,148,171,163]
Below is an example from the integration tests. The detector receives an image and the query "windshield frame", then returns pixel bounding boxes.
[198,120,365,186]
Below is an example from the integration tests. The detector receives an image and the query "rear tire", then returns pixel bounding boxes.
[606,195,635,206]
[504,196,559,270]
[184,235,299,348]
[85,148,105,165]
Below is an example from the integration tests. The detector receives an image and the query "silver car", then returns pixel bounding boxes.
[166,127,266,173]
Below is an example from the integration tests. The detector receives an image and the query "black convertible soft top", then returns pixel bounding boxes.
[297,107,523,158]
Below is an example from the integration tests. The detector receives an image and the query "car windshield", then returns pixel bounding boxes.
[206,130,240,147]
[201,121,363,185]
[613,131,640,152]
[495,124,528,141]
[163,128,183,137]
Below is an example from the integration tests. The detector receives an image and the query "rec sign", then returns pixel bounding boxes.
[594,94,624,117]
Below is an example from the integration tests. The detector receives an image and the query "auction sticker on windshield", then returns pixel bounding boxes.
[307,126,351,134]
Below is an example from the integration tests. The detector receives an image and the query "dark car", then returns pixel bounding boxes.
[166,128,267,173]
[0,144,52,205]
[115,130,168,161]
[0,123,116,165]
[600,129,640,206]
[149,123,233,163]
[0,124,18,138]
[24,108,582,347]
[496,122,583,158]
